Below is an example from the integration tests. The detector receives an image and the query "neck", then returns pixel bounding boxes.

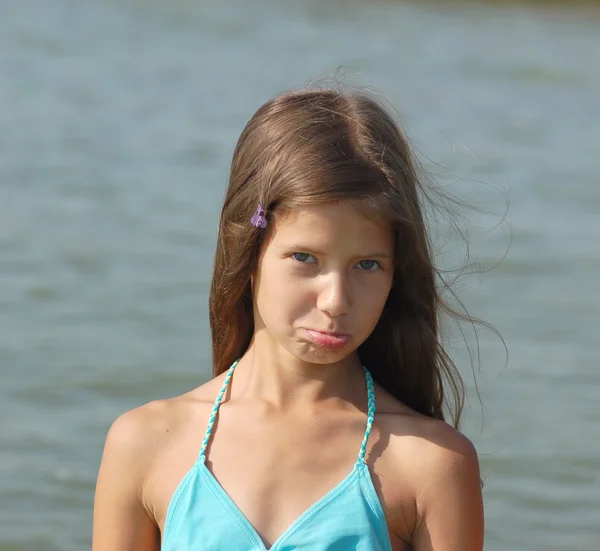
[230,332,365,409]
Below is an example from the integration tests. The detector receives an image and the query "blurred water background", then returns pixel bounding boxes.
[1,0,599,549]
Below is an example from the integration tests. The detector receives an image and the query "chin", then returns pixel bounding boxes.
[293,343,357,365]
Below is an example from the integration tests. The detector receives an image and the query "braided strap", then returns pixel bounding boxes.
[199,360,239,460]
[358,367,376,464]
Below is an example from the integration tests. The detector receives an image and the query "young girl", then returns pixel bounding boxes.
[93,87,484,550]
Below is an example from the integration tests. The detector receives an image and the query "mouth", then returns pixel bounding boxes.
[304,329,351,350]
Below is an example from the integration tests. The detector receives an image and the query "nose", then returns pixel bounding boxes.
[316,272,350,318]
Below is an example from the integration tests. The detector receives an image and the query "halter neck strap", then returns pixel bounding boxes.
[198,360,376,464]
[198,360,238,461]
[357,366,376,464]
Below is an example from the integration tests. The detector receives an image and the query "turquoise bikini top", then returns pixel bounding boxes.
[161,361,393,550]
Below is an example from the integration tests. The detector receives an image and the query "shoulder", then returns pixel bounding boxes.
[103,400,174,465]
[373,400,483,550]
[101,376,226,483]
[373,387,480,481]
[93,385,217,550]
[388,411,478,470]
[400,416,480,499]
[99,399,181,499]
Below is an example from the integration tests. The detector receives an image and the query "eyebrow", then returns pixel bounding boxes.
[280,245,392,258]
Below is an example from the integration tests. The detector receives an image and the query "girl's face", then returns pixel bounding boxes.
[252,202,395,365]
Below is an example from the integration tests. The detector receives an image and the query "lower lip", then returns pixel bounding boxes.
[305,330,350,350]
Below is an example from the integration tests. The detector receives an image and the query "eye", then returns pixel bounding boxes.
[357,260,381,271]
[292,252,317,264]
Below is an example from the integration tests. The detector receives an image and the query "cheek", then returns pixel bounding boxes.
[354,278,392,326]
[255,264,313,325]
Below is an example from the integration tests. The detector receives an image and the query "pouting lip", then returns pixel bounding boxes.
[303,329,351,350]
[304,329,351,338]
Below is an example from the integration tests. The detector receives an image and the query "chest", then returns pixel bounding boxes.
[207,409,367,544]
[152,406,413,550]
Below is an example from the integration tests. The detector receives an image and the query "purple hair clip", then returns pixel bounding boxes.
[250,204,268,228]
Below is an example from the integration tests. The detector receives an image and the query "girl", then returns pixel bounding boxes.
[93,86,484,550]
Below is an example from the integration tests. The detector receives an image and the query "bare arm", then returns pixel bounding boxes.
[412,432,484,551]
[92,408,160,551]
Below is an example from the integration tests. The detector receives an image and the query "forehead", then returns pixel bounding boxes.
[271,202,393,248]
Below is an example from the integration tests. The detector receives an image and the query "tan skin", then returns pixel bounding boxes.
[93,203,484,550]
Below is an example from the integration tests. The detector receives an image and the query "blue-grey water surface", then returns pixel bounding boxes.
[1,0,599,549]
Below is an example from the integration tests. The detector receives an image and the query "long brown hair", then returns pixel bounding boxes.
[209,86,489,428]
